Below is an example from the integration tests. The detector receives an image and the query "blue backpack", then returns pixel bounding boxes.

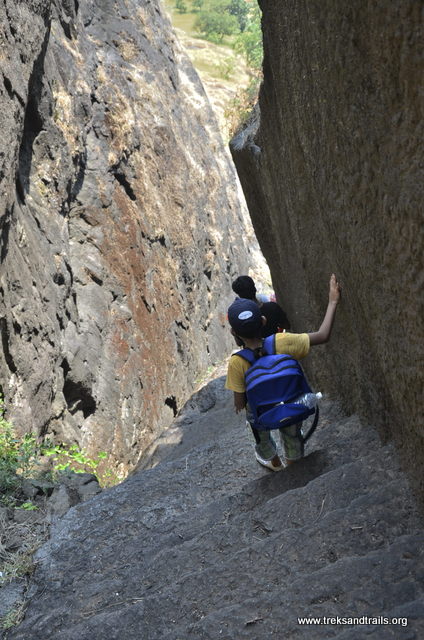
[235,335,319,441]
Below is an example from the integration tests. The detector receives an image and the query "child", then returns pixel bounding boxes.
[226,274,341,471]
[232,274,290,334]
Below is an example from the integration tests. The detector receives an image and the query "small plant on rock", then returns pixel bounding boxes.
[0,397,121,496]
[1,602,26,630]
[0,399,44,496]
[43,443,119,487]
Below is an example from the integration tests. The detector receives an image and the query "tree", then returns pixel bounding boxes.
[228,0,249,32]
[235,3,262,70]
[175,0,188,13]
[195,1,240,42]
[194,0,253,42]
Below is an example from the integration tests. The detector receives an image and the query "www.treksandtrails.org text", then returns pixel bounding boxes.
[298,616,408,627]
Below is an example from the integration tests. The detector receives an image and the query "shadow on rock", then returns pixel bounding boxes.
[250,450,329,502]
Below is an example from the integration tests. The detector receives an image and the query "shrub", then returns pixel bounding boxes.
[0,400,43,494]
[43,443,118,487]
[0,397,119,497]
[224,72,262,138]
[234,4,263,71]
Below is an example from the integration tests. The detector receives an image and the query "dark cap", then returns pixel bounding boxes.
[227,298,262,338]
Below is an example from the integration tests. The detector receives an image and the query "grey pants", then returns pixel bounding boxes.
[246,406,303,461]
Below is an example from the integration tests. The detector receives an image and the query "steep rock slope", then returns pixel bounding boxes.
[230,1,423,504]
[5,378,423,639]
[0,0,254,471]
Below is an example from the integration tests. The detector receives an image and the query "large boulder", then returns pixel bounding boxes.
[231,1,423,504]
[0,0,255,473]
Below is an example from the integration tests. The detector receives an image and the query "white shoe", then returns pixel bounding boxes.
[255,451,285,471]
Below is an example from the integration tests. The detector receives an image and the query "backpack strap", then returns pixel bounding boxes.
[234,334,277,364]
[233,348,256,365]
[299,405,320,444]
[262,334,276,355]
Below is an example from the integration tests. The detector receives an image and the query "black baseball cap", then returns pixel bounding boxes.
[227,298,262,338]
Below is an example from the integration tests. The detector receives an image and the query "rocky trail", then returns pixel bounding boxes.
[3,368,423,639]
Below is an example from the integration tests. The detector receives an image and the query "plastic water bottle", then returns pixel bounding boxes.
[293,392,322,409]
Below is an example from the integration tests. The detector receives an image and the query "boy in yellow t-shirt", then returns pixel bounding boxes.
[226,274,341,471]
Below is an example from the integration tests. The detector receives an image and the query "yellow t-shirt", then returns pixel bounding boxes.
[225,333,310,393]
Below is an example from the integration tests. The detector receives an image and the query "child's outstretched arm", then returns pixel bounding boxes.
[308,274,341,345]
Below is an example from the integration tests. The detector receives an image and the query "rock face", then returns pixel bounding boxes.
[230,1,423,505]
[4,377,424,639]
[0,0,255,472]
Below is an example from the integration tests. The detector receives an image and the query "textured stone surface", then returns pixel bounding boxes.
[0,0,255,471]
[230,1,423,505]
[4,379,423,639]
